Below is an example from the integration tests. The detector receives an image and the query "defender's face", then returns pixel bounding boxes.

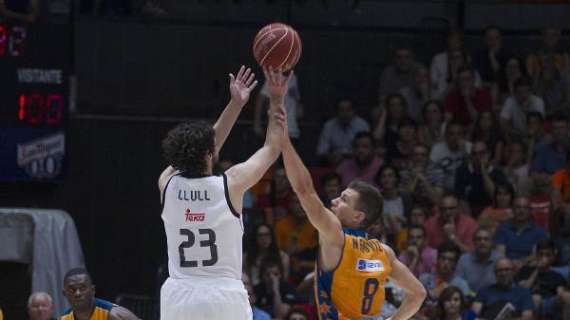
[330,188,360,226]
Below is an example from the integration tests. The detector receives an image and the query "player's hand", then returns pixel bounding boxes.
[263,67,293,101]
[229,65,258,107]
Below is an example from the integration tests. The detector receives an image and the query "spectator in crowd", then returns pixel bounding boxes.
[400,66,433,122]
[501,140,531,193]
[28,292,55,320]
[336,131,383,188]
[424,194,479,252]
[444,67,493,127]
[0,307,2,320]
[285,308,309,320]
[395,205,430,252]
[274,196,317,282]
[478,181,515,235]
[515,239,567,318]
[531,53,570,114]
[243,272,272,320]
[454,140,509,216]
[373,93,408,146]
[384,118,418,169]
[61,268,140,320]
[319,172,341,208]
[527,27,570,79]
[500,76,546,139]
[471,111,505,165]
[254,259,297,319]
[532,113,569,174]
[398,224,437,277]
[0,0,39,23]
[471,258,534,320]
[417,100,446,147]
[436,286,477,320]
[495,196,548,268]
[551,149,570,238]
[526,111,547,155]
[528,168,554,232]
[257,165,294,222]
[378,46,422,105]
[495,56,527,106]
[474,26,511,85]
[375,164,411,238]
[430,121,471,190]
[455,228,502,292]
[254,72,302,142]
[419,242,471,305]
[400,143,443,207]
[316,98,369,166]
[245,224,290,286]
[431,30,473,99]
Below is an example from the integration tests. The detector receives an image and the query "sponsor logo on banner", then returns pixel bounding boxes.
[356,259,384,272]
[17,133,65,179]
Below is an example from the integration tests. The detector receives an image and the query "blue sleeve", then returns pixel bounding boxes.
[519,288,535,312]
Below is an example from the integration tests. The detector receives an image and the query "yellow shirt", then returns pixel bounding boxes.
[60,299,114,320]
[315,229,392,319]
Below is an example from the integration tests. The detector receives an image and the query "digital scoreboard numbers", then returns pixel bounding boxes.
[0,22,71,182]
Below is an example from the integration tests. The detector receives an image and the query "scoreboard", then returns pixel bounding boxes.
[0,21,72,182]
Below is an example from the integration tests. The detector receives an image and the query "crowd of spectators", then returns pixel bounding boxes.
[238,26,570,320]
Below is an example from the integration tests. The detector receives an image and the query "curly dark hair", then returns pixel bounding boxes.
[162,121,215,177]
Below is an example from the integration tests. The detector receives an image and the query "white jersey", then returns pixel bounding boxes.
[161,173,243,280]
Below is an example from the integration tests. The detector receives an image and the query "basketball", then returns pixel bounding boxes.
[252,22,302,72]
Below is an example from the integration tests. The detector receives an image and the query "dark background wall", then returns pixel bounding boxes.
[2,0,570,304]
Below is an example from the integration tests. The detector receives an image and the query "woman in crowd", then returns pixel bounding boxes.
[478,181,515,235]
[471,111,505,165]
[436,286,476,320]
[417,100,446,147]
[245,224,290,285]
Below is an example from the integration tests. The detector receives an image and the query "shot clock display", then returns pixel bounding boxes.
[0,20,72,182]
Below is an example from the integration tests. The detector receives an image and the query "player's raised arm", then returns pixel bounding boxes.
[158,66,257,194]
[383,244,427,320]
[213,65,258,155]
[281,118,344,247]
[225,67,288,195]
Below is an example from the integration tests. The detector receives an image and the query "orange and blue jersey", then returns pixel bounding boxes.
[315,228,392,320]
[60,298,115,320]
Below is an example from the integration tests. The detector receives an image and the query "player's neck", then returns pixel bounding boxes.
[73,303,95,320]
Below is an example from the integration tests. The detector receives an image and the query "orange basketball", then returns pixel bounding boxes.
[252,22,302,72]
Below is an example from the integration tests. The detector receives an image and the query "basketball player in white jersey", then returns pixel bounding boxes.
[158,66,291,320]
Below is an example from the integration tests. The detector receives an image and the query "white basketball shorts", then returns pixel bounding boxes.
[160,277,252,320]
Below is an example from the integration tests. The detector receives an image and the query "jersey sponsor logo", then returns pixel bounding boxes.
[185,208,205,222]
[356,259,384,272]
[178,190,211,201]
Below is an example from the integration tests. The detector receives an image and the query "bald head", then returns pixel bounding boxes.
[494,258,514,287]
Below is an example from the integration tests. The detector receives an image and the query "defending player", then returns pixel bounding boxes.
[281,118,427,319]
[158,66,290,320]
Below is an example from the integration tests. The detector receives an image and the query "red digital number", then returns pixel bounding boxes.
[18,93,64,125]
[0,24,7,56]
